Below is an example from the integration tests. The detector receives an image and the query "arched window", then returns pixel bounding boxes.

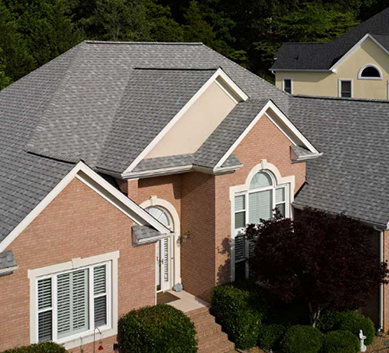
[358,65,382,80]
[233,170,289,279]
[146,206,172,229]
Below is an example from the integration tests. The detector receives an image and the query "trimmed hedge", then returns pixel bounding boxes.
[2,342,67,353]
[119,304,197,353]
[338,311,375,346]
[257,324,286,351]
[321,330,360,353]
[211,281,267,349]
[317,310,375,345]
[281,325,323,353]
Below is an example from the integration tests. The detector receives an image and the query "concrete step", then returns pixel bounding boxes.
[186,307,235,353]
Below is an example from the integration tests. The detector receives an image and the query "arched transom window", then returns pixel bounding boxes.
[233,170,290,280]
[358,65,382,80]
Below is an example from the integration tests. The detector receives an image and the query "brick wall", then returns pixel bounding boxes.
[383,230,389,331]
[0,178,155,353]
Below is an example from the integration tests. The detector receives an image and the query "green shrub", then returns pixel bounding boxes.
[338,311,375,345]
[281,325,323,353]
[119,304,197,353]
[2,342,67,353]
[321,330,360,353]
[258,324,286,351]
[317,311,343,333]
[211,281,267,349]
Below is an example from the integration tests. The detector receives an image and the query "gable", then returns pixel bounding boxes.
[146,80,237,159]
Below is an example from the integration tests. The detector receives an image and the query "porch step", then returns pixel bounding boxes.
[186,307,235,353]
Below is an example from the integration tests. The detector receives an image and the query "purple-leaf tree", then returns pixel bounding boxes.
[245,207,389,327]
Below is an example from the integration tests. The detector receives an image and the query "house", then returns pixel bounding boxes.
[1,41,389,353]
[271,7,389,99]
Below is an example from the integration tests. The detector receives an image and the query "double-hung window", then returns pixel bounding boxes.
[36,262,111,344]
[283,78,292,94]
[234,171,289,280]
[339,80,352,98]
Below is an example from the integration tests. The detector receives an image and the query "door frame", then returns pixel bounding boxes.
[140,196,181,295]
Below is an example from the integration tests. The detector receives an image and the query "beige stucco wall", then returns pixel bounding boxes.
[275,37,389,100]
[146,81,237,159]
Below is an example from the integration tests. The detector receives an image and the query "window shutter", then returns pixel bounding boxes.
[38,278,53,342]
[57,273,71,337]
[235,234,245,262]
[94,265,107,327]
[72,270,89,331]
[249,190,272,223]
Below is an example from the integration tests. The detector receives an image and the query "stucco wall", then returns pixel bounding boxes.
[146,81,237,158]
[0,178,155,353]
[276,37,389,99]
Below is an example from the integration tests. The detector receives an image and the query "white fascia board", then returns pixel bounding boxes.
[213,100,320,170]
[121,68,249,178]
[0,162,170,253]
[330,34,389,72]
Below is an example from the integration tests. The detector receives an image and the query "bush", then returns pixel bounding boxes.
[2,342,67,353]
[258,324,286,351]
[321,330,360,353]
[317,311,343,333]
[281,325,323,353]
[338,311,375,345]
[211,281,267,349]
[119,304,197,353]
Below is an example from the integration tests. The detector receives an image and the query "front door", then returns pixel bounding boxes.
[146,206,173,292]
[156,237,170,292]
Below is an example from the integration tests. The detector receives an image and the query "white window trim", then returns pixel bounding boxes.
[28,251,119,350]
[338,79,353,98]
[387,81,389,100]
[357,64,383,80]
[282,78,293,94]
[229,160,295,281]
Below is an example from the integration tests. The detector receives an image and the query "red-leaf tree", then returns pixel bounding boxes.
[245,207,389,327]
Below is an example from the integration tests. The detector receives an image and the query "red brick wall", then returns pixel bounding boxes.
[214,114,306,286]
[0,178,155,353]
[383,230,389,331]
[125,114,307,302]
[181,172,216,300]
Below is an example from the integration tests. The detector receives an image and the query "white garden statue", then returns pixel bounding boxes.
[359,330,367,352]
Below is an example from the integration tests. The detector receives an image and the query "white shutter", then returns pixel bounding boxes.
[72,270,89,331]
[163,239,169,283]
[249,190,272,223]
[38,278,53,342]
[57,273,71,337]
[94,265,107,327]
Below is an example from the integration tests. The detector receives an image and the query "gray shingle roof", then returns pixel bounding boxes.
[290,95,389,228]
[271,7,389,70]
[25,41,289,175]
[0,49,77,242]
[0,250,17,270]
[132,225,161,243]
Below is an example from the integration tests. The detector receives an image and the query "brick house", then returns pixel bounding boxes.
[1,41,389,352]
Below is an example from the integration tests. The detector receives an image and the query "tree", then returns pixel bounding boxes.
[245,207,389,327]
[0,49,11,90]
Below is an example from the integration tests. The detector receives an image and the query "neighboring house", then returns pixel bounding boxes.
[1,41,389,353]
[272,7,389,99]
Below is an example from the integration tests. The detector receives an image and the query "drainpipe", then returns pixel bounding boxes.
[375,227,384,332]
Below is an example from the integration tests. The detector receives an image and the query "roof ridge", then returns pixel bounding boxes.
[84,40,204,46]
[133,67,218,71]
[293,94,389,104]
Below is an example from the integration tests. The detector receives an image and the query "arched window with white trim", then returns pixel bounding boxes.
[358,65,382,80]
[233,170,290,280]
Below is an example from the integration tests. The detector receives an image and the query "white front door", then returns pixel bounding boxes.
[146,206,173,292]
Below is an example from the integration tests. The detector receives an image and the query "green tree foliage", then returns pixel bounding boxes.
[0,0,387,89]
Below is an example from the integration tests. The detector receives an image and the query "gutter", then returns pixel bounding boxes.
[133,232,173,246]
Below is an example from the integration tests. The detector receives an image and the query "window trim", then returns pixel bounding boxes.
[282,78,293,94]
[28,251,119,349]
[338,79,353,98]
[229,160,295,282]
[358,64,383,80]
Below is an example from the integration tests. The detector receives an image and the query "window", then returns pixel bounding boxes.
[283,78,292,94]
[233,171,289,280]
[339,80,352,98]
[358,65,382,80]
[36,262,111,344]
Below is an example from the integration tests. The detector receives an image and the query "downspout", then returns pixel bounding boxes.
[375,227,384,332]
